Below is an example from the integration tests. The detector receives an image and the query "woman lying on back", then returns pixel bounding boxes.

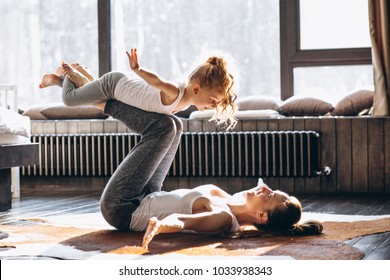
[139,180,322,250]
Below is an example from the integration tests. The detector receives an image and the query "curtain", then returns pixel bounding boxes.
[369,0,390,115]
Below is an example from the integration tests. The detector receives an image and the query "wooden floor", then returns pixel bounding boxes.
[1,189,390,260]
[299,194,390,260]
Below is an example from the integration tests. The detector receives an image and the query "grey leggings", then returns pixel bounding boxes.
[62,72,125,106]
[100,100,183,231]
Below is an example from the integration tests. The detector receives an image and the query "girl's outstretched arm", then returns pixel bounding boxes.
[126,48,179,99]
[141,209,233,250]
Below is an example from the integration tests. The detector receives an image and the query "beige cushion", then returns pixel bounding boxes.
[23,104,108,120]
[330,90,374,116]
[237,95,281,111]
[22,105,48,120]
[279,96,334,116]
[40,105,108,119]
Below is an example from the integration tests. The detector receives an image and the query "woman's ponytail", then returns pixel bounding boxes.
[228,219,323,239]
[289,220,323,236]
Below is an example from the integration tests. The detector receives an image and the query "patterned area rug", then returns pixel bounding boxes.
[1,213,390,260]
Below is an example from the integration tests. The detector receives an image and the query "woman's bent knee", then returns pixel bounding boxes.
[153,115,179,139]
[100,199,132,231]
[171,115,183,134]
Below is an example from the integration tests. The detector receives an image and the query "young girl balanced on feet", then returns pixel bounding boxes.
[40,48,238,129]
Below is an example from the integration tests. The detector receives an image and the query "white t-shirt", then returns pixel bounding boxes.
[129,188,241,233]
[114,73,187,114]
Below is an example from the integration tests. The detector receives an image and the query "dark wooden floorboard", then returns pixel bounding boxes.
[363,233,390,260]
[1,190,389,259]
[345,232,390,258]
[0,190,101,225]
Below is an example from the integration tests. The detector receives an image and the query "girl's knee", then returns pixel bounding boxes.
[62,93,77,107]
[61,85,81,106]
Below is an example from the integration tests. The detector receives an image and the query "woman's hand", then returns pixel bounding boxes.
[126,48,140,71]
[141,210,232,250]
[142,217,160,250]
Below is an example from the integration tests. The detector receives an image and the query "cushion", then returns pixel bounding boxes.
[23,104,108,120]
[22,105,48,120]
[40,105,108,119]
[278,96,334,116]
[330,90,374,116]
[236,95,281,111]
[189,110,216,119]
[189,109,281,119]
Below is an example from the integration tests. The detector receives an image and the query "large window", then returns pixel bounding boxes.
[300,0,371,50]
[280,0,372,101]
[110,0,280,99]
[0,0,98,109]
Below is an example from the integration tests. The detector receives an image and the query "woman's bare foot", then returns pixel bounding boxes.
[71,63,95,81]
[142,217,160,250]
[39,74,63,88]
[62,62,90,88]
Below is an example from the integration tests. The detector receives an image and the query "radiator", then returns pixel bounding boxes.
[22,131,320,178]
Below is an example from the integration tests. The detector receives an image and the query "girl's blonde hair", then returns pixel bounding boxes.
[188,55,238,130]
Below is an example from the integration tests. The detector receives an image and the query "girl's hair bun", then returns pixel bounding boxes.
[207,56,225,67]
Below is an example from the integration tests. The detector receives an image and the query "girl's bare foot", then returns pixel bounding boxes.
[71,63,95,81]
[39,74,63,88]
[56,66,65,76]
[142,217,160,250]
[62,62,90,88]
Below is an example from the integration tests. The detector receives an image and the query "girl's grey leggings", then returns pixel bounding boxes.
[62,72,124,106]
[99,100,183,231]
